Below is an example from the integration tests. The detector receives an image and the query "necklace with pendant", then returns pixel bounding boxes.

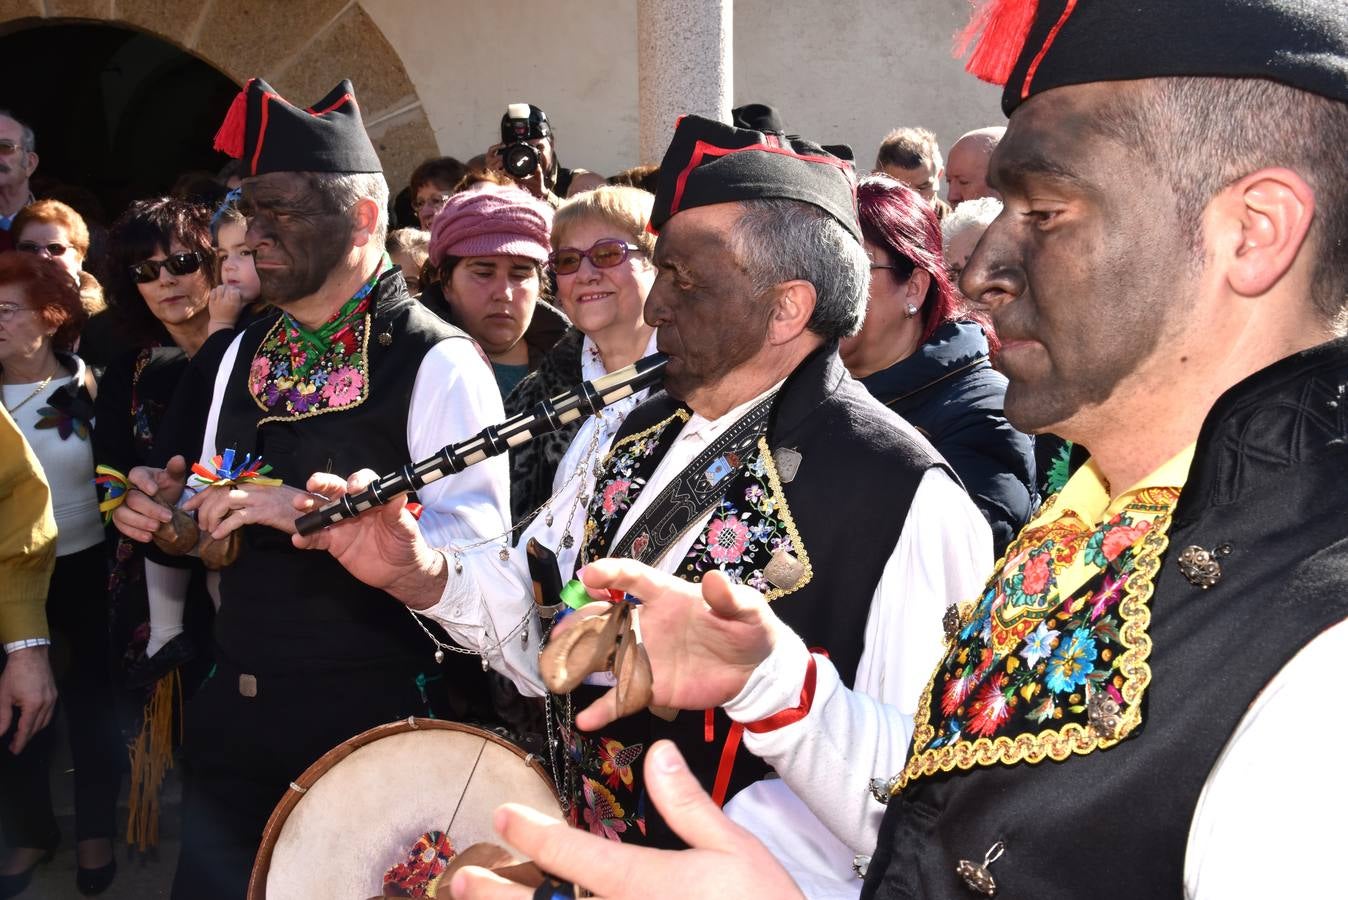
[2,371,56,414]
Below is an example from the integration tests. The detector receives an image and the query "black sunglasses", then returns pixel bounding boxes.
[549,239,642,275]
[17,241,72,257]
[128,252,204,284]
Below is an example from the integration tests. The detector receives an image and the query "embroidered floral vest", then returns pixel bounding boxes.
[864,338,1348,900]
[579,410,812,601]
[897,483,1181,789]
[554,347,941,850]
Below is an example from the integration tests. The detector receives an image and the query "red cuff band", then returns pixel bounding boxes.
[743,655,818,734]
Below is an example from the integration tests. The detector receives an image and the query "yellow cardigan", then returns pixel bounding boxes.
[0,404,55,643]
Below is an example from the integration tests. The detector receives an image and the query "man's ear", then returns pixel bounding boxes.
[1208,167,1316,298]
[23,151,37,177]
[767,279,817,346]
[350,197,381,248]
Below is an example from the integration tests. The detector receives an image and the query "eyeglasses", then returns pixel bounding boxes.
[413,193,453,213]
[550,239,642,275]
[128,252,204,284]
[17,241,72,257]
[0,303,38,323]
[0,140,23,156]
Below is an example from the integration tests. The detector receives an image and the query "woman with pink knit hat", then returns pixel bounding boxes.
[427,184,567,395]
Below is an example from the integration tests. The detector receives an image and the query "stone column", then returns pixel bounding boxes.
[637,0,733,165]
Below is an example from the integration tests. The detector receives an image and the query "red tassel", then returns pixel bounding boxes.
[954,0,1038,86]
[213,82,250,158]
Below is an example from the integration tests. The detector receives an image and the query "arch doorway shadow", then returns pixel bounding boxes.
[0,21,237,229]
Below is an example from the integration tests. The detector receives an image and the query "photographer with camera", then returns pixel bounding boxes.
[486,103,604,203]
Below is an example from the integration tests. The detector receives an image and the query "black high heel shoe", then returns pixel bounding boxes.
[75,857,117,896]
[0,848,55,900]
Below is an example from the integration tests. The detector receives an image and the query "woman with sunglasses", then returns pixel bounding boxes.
[427,183,568,398]
[428,187,658,753]
[0,251,121,898]
[503,185,658,525]
[842,174,1035,556]
[9,199,121,363]
[92,198,240,857]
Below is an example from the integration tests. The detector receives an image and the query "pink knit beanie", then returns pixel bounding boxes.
[428,184,553,266]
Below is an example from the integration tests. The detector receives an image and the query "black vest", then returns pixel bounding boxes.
[864,338,1348,899]
[212,273,479,682]
[586,346,945,846]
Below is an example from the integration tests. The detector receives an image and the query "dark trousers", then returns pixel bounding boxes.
[170,658,451,900]
[0,543,124,847]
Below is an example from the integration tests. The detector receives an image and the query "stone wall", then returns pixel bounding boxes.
[0,0,1004,197]
[0,0,439,193]
[363,0,1005,190]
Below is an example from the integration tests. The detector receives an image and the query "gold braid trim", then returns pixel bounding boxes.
[253,313,373,427]
[892,511,1174,794]
[757,436,812,602]
[597,409,690,470]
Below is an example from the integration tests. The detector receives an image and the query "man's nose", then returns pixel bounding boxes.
[961,229,1023,313]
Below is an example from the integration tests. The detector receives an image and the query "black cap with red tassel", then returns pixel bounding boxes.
[957,0,1348,116]
[212,77,383,177]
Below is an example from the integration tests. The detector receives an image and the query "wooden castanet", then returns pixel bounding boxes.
[150,504,199,556]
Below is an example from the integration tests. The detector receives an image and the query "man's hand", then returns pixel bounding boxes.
[110,456,188,542]
[449,740,804,900]
[564,561,784,732]
[183,482,309,537]
[0,646,57,754]
[290,470,446,610]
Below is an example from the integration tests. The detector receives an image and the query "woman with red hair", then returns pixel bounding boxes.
[842,174,1034,554]
[0,251,122,897]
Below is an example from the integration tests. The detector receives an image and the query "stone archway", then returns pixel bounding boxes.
[0,0,439,192]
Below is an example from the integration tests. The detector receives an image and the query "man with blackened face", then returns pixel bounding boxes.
[238,172,355,306]
[445,4,1348,900]
[508,115,990,877]
[108,78,511,900]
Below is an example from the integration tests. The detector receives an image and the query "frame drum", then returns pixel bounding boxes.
[248,717,559,899]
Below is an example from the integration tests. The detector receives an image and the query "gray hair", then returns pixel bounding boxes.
[309,171,390,245]
[941,196,1003,255]
[0,109,35,153]
[729,198,869,340]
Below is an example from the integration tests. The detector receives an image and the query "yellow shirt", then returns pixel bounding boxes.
[1022,445,1196,606]
[0,404,56,643]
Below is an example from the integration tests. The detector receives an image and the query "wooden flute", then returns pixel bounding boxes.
[293,352,667,536]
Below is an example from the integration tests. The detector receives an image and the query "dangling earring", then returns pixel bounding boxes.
[904,304,919,319]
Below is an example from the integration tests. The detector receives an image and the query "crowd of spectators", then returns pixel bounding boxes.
[0,99,1024,898]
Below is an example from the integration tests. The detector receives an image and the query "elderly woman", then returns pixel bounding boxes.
[0,251,122,897]
[10,200,116,365]
[504,185,659,526]
[842,174,1035,555]
[427,184,568,397]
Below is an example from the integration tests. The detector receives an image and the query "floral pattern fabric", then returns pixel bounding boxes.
[248,297,371,421]
[567,411,812,844]
[900,485,1180,787]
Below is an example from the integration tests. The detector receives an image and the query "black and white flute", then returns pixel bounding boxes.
[293,352,668,536]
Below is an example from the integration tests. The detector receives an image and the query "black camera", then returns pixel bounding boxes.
[498,103,551,179]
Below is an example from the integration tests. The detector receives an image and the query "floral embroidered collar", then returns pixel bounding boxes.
[248,261,387,423]
[892,446,1194,794]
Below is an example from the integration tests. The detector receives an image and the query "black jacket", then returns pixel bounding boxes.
[861,321,1036,556]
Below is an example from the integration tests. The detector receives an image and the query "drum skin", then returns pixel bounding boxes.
[248,718,560,899]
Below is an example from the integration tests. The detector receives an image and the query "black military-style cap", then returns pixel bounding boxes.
[957,0,1348,116]
[650,114,861,242]
[212,78,383,176]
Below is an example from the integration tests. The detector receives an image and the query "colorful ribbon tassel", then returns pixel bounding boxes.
[94,465,129,524]
[189,447,283,489]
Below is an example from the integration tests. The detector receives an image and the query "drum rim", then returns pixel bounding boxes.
[246,717,556,900]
